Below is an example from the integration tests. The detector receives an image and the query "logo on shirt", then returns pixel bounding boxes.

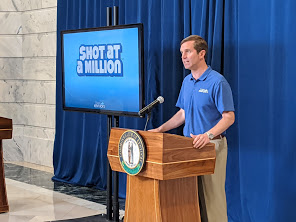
[198,88,208,93]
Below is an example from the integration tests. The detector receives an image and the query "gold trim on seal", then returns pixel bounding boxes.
[118,130,146,175]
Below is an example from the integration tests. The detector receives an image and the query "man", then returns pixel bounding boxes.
[150,35,235,222]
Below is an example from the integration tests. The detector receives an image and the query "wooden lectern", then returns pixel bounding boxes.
[0,117,12,213]
[107,128,216,222]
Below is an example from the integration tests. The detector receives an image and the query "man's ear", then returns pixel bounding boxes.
[199,50,206,58]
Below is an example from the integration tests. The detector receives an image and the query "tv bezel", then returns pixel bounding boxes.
[61,23,145,117]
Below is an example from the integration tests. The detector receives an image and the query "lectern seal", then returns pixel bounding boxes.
[118,130,146,175]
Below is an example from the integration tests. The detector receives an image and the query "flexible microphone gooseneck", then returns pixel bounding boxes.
[138,96,164,117]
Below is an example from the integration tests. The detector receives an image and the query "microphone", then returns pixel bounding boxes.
[138,96,164,117]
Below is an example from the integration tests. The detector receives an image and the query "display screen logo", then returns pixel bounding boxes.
[77,44,123,76]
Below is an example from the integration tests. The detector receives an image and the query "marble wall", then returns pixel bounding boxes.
[0,0,57,167]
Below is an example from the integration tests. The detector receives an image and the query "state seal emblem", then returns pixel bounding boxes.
[118,130,146,175]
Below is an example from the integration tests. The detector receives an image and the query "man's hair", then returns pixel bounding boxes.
[180,35,208,57]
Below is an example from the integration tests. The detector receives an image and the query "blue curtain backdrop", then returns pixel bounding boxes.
[53,0,296,221]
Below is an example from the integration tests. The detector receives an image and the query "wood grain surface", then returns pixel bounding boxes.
[107,128,216,180]
[0,117,12,140]
[124,175,201,222]
[0,117,12,213]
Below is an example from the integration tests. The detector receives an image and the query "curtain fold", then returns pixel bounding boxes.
[236,0,296,221]
[54,0,296,221]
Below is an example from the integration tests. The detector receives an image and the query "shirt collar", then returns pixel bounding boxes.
[190,66,212,81]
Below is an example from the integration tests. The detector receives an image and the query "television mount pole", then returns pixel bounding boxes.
[106,6,120,222]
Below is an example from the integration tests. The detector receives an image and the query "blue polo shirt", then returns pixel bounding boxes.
[176,66,234,137]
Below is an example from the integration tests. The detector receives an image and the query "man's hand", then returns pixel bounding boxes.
[148,109,185,134]
[148,128,161,133]
[190,133,210,149]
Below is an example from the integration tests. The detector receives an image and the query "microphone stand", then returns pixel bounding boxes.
[144,110,152,131]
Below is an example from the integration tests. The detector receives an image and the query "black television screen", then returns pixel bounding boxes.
[61,23,144,116]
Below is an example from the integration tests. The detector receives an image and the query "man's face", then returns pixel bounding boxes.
[180,41,203,71]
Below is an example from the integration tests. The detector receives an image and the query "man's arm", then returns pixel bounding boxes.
[191,111,235,148]
[149,108,185,133]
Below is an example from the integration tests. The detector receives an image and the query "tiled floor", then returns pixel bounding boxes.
[0,163,125,222]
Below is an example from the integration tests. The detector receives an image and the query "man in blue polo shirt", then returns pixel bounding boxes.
[150,35,235,222]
